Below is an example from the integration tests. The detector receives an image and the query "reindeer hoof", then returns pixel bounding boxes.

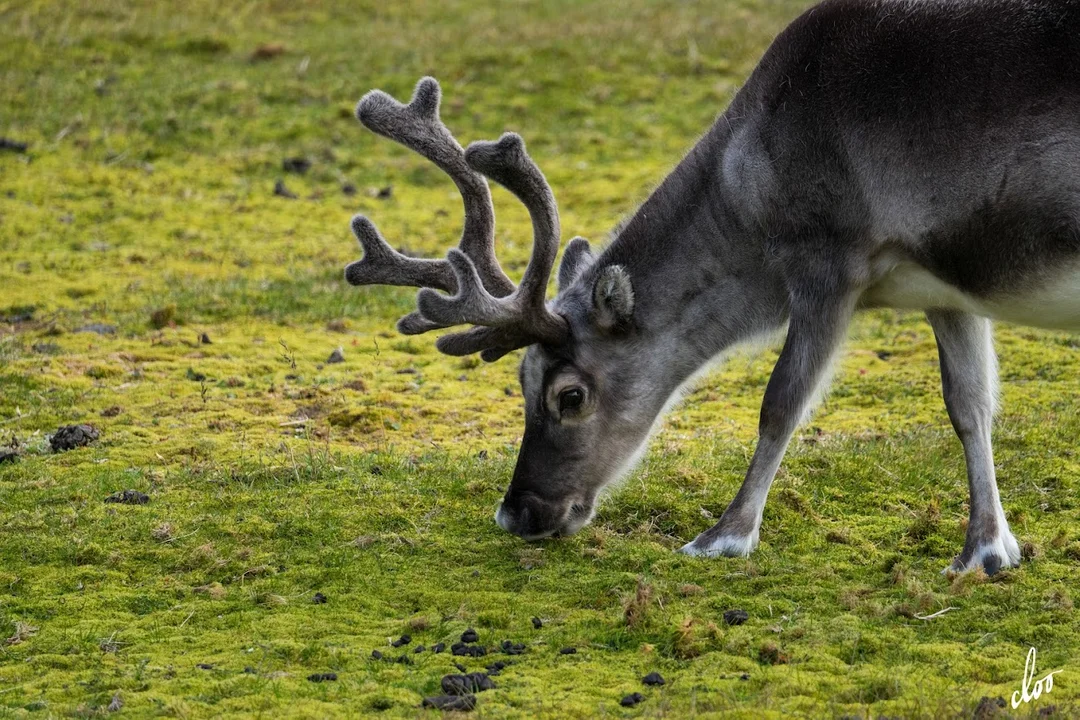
[944,532,1021,575]
[678,530,758,558]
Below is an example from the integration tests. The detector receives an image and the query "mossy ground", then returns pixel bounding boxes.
[1,0,1078,717]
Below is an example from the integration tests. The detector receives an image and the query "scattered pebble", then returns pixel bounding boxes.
[441,672,495,695]
[282,157,311,174]
[739,673,749,681]
[342,182,357,196]
[199,332,212,345]
[422,694,475,711]
[371,650,384,660]
[243,666,256,674]
[307,672,337,682]
[312,593,327,604]
[723,609,749,626]
[186,368,207,382]
[460,628,479,643]
[376,185,393,199]
[100,406,122,417]
[75,323,116,335]
[431,643,446,654]
[454,662,468,673]
[104,490,150,505]
[643,671,665,686]
[501,640,525,655]
[391,634,412,648]
[559,647,576,655]
[620,692,645,707]
[486,661,507,675]
[0,138,28,152]
[327,347,345,364]
[395,655,413,665]
[414,645,426,654]
[274,179,297,199]
[196,663,213,670]
[531,617,543,629]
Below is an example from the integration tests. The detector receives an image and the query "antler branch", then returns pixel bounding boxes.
[343,77,569,359]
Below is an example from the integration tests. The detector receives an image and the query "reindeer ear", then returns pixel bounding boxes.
[557,237,594,291]
[592,264,634,331]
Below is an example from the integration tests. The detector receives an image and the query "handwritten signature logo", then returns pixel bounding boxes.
[1012,647,1062,709]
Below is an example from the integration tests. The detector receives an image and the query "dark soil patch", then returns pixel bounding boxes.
[104,490,150,505]
[559,647,577,655]
[273,179,297,199]
[0,138,28,153]
[620,692,645,707]
[422,694,476,711]
[723,609,749,626]
[307,672,337,682]
[101,406,122,417]
[312,592,327,604]
[531,617,542,629]
[50,424,99,452]
[0,450,18,464]
[282,157,311,174]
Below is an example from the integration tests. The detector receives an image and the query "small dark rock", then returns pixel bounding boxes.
[196,663,213,670]
[371,650,384,660]
[307,672,337,682]
[101,406,122,417]
[620,692,645,707]
[370,465,383,475]
[723,609,749,626]
[312,592,327,604]
[486,661,507,675]
[1038,706,1059,718]
[460,628,479,643]
[104,490,150,505]
[50,424,99,452]
[274,179,297,199]
[376,185,393,199]
[0,138,28,153]
[0,450,18,464]
[414,644,426,653]
[531,617,543,629]
[876,350,893,361]
[431,642,446,654]
[441,672,495,695]
[394,654,412,665]
[199,332,212,345]
[422,695,475,711]
[643,671,665,686]
[327,347,345,364]
[501,640,525,655]
[342,182,357,196]
[454,662,468,673]
[75,323,117,335]
[739,673,749,681]
[391,634,411,648]
[559,647,576,655]
[283,157,311,174]
[451,642,486,657]
[973,695,1006,719]
[243,666,257,674]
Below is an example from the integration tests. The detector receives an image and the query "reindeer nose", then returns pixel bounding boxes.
[495,490,560,540]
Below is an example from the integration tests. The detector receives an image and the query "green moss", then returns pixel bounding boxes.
[1,0,1078,717]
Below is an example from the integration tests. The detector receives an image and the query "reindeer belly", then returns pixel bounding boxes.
[863,259,1080,331]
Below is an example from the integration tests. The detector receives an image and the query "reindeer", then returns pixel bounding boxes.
[344,0,1080,574]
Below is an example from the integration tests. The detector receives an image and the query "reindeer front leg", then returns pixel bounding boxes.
[681,279,857,558]
[926,309,1020,574]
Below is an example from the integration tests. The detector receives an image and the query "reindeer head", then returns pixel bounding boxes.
[345,78,650,540]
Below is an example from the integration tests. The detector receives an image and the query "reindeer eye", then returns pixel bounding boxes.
[558,388,585,413]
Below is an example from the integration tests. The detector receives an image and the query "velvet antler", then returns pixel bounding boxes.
[344,77,569,361]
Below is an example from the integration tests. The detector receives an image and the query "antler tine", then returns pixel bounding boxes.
[412,133,570,351]
[351,77,514,298]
